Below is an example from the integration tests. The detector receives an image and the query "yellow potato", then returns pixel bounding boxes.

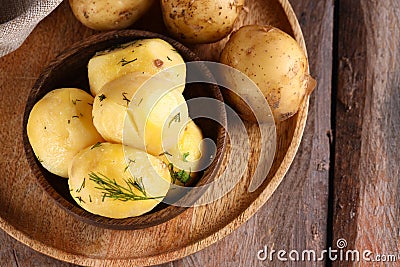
[161,0,244,44]
[220,25,316,121]
[92,72,189,155]
[68,143,171,218]
[27,88,103,178]
[69,0,153,30]
[159,120,204,185]
[88,39,186,95]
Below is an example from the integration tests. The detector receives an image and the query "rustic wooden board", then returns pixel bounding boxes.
[0,0,317,266]
[332,0,400,265]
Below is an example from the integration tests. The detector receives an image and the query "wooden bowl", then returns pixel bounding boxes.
[22,30,227,230]
[0,0,311,265]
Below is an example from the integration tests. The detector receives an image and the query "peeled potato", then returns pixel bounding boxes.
[92,72,189,155]
[159,120,204,185]
[69,0,154,31]
[27,88,103,178]
[88,39,186,95]
[220,25,316,121]
[176,120,203,162]
[68,143,171,218]
[161,0,244,44]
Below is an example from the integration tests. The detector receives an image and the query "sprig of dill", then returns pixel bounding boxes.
[88,172,164,201]
[168,164,191,185]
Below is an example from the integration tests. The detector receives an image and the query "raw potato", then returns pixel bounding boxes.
[161,0,244,44]
[92,72,189,156]
[69,0,153,30]
[27,88,104,178]
[159,120,204,185]
[68,143,171,218]
[220,25,316,121]
[88,39,186,95]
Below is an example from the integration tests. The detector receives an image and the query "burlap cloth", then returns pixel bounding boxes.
[0,0,63,57]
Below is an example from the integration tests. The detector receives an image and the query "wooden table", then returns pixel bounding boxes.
[1,0,399,266]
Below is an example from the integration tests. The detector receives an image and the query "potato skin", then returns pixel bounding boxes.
[88,39,186,96]
[68,143,171,218]
[161,0,244,44]
[27,88,103,177]
[69,0,153,30]
[220,25,316,121]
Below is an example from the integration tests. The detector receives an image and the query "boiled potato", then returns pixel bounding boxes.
[92,72,189,155]
[68,143,171,218]
[88,39,186,95]
[159,120,204,185]
[161,0,244,44]
[220,25,316,121]
[27,88,104,178]
[69,0,153,30]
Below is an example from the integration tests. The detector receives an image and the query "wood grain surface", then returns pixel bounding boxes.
[6,0,399,266]
[332,0,400,266]
[165,0,333,266]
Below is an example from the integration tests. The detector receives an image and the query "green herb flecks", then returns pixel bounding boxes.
[98,94,106,102]
[119,57,137,66]
[37,156,43,163]
[122,92,131,106]
[158,151,172,157]
[168,163,191,185]
[182,152,190,162]
[137,98,143,107]
[168,113,181,127]
[167,56,172,61]
[91,142,102,149]
[72,99,81,105]
[76,178,86,193]
[75,196,86,203]
[124,158,136,172]
[88,172,164,201]
[99,42,135,55]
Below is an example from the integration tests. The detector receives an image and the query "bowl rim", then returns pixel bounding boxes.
[22,29,228,230]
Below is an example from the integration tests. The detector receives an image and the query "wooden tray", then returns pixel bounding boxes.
[0,0,309,266]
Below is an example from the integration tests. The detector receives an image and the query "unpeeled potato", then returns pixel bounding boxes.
[161,0,244,44]
[88,39,186,96]
[92,72,189,156]
[68,143,171,218]
[27,88,103,177]
[220,25,316,121]
[69,0,154,30]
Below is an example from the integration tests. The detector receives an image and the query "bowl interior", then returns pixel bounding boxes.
[22,30,227,230]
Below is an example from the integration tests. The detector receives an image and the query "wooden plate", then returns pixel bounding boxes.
[0,0,309,265]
